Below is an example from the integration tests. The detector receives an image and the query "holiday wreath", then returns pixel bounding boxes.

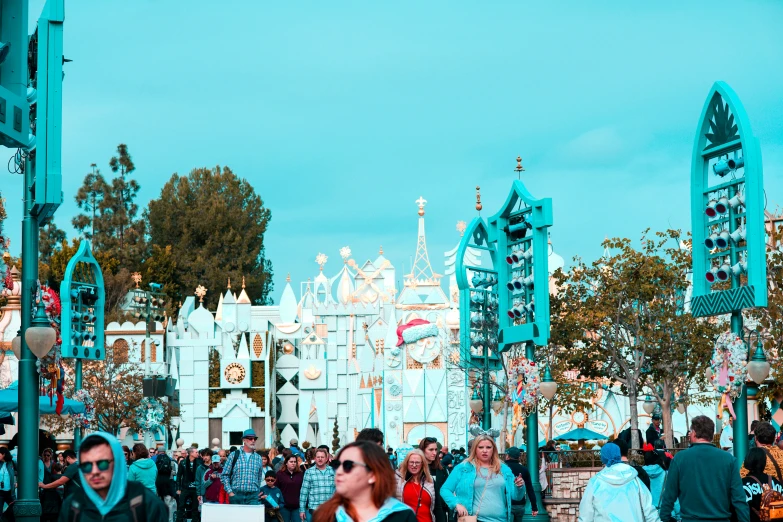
[136,397,165,431]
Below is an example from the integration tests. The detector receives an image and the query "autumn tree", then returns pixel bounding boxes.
[551,230,716,448]
[146,166,274,308]
[43,342,177,436]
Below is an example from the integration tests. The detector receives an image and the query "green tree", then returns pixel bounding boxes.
[146,166,274,307]
[72,147,145,270]
[550,230,716,448]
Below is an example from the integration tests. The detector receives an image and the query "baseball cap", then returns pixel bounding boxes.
[211,455,221,463]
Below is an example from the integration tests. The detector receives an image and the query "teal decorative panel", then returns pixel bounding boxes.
[691,285,755,318]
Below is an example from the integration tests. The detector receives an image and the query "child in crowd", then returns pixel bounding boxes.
[260,470,285,522]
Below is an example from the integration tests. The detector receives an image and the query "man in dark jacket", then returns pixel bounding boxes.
[503,447,537,519]
[659,415,749,522]
[176,447,205,522]
[613,439,650,490]
[646,414,663,445]
[617,426,644,449]
[58,432,167,521]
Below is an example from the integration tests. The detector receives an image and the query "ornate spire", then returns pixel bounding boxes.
[287,273,291,282]
[316,253,328,271]
[416,196,427,217]
[242,276,246,289]
[379,245,383,255]
[515,156,525,178]
[195,285,207,303]
[227,277,231,289]
[475,186,482,212]
[408,196,439,284]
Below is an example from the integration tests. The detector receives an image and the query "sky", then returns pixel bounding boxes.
[3,0,783,304]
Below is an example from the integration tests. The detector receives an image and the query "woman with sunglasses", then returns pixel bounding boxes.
[418,438,449,522]
[314,441,416,522]
[441,435,527,522]
[395,449,435,522]
[277,454,305,522]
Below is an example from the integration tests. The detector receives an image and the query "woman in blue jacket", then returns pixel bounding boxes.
[440,435,526,522]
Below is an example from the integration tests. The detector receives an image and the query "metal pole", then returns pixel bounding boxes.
[522,340,547,521]
[731,311,748,462]
[74,360,83,448]
[16,155,42,522]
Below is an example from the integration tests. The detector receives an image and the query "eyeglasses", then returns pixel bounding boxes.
[265,478,277,482]
[79,459,113,474]
[329,460,370,473]
[422,437,437,444]
[408,461,422,466]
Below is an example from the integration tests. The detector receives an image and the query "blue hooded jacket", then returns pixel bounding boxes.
[336,498,413,522]
[78,432,128,516]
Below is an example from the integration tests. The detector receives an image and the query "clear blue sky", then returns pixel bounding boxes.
[3,1,783,303]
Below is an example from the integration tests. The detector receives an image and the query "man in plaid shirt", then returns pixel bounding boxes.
[221,429,266,505]
[299,448,336,520]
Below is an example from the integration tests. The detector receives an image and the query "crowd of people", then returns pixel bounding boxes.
[0,415,779,521]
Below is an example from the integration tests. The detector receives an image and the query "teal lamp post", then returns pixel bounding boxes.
[487,157,553,522]
[455,189,500,430]
[689,82,767,464]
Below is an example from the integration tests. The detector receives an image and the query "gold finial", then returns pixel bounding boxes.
[131,272,142,288]
[287,273,291,283]
[227,277,231,289]
[242,276,246,289]
[416,196,427,217]
[379,246,383,255]
[339,247,351,262]
[316,253,328,270]
[515,156,525,175]
[475,186,482,212]
[456,221,467,236]
[195,285,207,303]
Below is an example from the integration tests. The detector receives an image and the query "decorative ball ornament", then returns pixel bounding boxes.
[283,342,295,354]
[709,332,748,399]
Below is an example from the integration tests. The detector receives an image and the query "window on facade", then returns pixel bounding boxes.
[229,431,244,446]
[112,339,129,364]
[151,342,157,363]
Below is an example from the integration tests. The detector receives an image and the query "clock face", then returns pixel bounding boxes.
[224,362,246,385]
[407,336,440,364]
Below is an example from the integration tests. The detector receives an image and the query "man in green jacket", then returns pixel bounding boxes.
[659,415,748,522]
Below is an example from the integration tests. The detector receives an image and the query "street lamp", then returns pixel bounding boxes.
[747,343,770,385]
[540,365,557,400]
[643,396,656,415]
[470,389,484,415]
[25,300,56,359]
[491,389,504,414]
[11,333,21,360]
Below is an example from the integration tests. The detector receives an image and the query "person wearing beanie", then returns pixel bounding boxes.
[577,443,660,522]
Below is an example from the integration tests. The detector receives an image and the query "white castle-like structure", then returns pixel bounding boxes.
[0,199,723,449]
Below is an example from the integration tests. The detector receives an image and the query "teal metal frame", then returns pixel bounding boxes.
[455,218,499,428]
[61,240,105,361]
[689,81,767,464]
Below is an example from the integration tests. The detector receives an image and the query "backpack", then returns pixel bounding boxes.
[66,480,147,522]
[749,476,783,521]
[156,453,173,479]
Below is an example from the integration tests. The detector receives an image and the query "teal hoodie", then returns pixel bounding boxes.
[128,457,158,494]
[642,464,679,519]
[78,432,128,516]
[336,498,413,522]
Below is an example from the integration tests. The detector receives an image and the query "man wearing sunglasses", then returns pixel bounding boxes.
[37,449,79,499]
[221,428,267,505]
[59,432,168,521]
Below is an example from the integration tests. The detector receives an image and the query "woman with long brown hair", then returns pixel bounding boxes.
[277,454,305,522]
[395,449,435,522]
[441,435,527,522]
[314,441,416,522]
[418,438,449,522]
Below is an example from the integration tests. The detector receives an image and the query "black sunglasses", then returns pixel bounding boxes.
[79,459,113,474]
[329,460,369,473]
[244,437,258,441]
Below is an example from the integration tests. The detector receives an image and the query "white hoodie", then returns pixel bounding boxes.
[577,462,661,522]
